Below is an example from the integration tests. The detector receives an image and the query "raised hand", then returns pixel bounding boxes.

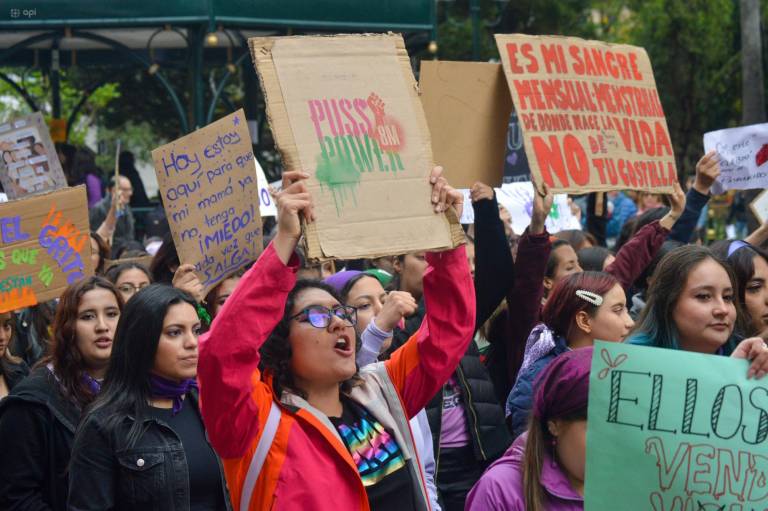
[470,181,494,203]
[530,181,554,234]
[693,151,721,195]
[172,264,205,303]
[273,170,314,264]
[374,290,418,332]
[659,181,686,231]
[430,166,463,219]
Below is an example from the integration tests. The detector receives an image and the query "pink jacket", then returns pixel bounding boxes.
[198,242,475,510]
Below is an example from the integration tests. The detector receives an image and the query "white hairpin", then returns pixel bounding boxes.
[575,290,603,306]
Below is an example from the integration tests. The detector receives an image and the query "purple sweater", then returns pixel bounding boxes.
[466,433,583,510]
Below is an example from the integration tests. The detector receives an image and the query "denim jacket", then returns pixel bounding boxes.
[67,390,232,511]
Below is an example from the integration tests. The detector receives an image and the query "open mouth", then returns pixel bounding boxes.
[333,336,354,356]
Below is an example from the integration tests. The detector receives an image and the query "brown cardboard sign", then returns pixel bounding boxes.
[419,61,512,188]
[495,34,678,194]
[250,33,464,260]
[0,112,69,199]
[152,110,263,295]
[0,186,92,313]
[103,255,155,273]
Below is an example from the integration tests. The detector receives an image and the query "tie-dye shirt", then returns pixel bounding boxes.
[330,398,416,510]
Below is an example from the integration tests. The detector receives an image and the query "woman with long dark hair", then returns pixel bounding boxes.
[628,245,768,376]
[0,277,122,510]
[712,240,768,339]
[67,284,230,509]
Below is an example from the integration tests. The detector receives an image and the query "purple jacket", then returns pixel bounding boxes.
[466,433,583,510]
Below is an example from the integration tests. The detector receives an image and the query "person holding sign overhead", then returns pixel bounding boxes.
[197,167,475,511]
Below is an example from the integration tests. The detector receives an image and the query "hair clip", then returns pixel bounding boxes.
[727,240,751,258]
[575,290,603,307]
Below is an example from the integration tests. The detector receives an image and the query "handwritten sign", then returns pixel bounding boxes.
[457,182,580,234]
[495,35,678,194]
[152,110,263,295]
[585,341,768,510]
[254,158,277,217]
[251,33,463,260]
[0,186,92,313]
[704,123,768,193]
[0,112,68,199]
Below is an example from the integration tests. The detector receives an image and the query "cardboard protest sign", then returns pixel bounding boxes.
[503,110,532,183]
[750,189,768,225]
[0,186,92,313]
[585,341,768,510]
[704,123,768,194]
[103,255,155,273]
[152,110,262,295]
[250,33,464,260]
[0,112,68,199]
[419,61,512,188]
[495,35,677,194]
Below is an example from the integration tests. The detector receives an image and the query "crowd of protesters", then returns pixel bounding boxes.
[0,136,767,511]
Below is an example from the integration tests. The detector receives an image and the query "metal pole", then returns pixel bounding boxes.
[190,25,205,129]
[470,0,480,61]
[51,45,61,117]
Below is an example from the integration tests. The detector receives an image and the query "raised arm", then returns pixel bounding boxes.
[606,182,685,290]
[197,171,312,458]
[669,152,718,243]
[385,168,476,418]
[472,182,514,330]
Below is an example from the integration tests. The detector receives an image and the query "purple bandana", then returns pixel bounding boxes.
[532,347,593,421]
[149,374,197,415]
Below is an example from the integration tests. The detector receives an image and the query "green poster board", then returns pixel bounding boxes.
[586,341,768,510]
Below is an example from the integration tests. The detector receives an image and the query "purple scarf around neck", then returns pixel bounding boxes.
[81,373,102,395]
[149,373,197,416]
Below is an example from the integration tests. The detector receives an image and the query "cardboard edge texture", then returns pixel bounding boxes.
[249,33,463,262]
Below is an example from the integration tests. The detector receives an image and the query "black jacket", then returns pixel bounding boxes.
[1,358,30,393]
[67,390,232,511]
[0,366,81,511]
[393,307,511,466]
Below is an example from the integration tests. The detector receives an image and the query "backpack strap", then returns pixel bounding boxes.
[240,400,281,510]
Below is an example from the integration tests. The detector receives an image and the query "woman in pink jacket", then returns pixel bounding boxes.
[467,348,592,511]
[197,167,475,511]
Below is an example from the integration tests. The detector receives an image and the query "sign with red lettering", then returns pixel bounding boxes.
[495,35,677,194]
[250,33,464,260]
[0,186,92,313]
[586,341,768,510]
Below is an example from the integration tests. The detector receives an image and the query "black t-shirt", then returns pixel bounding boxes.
[329,398,417,511]
[148,402,225,511]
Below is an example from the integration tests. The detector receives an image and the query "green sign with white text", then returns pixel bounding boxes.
[586,341,768,510]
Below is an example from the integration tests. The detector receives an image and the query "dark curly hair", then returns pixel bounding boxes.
[260,279,361,399]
